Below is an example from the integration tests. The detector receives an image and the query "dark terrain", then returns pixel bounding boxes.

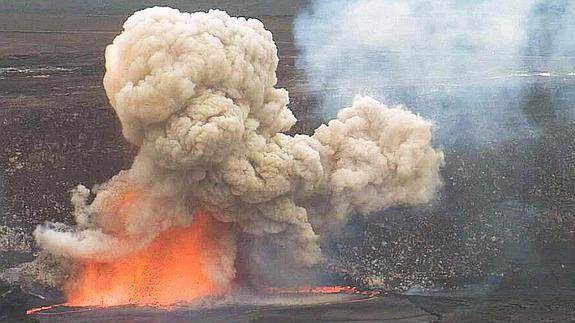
[1,1,574,322]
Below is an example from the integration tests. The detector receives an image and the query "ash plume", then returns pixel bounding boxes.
[33,7,443,291]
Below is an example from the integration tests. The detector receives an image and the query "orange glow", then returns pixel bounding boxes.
[96,190,137,236]
[116,191,137,205]
[65,212,233,307]
[26,304,62,315]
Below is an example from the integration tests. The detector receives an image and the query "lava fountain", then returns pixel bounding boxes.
[66,212,234,307]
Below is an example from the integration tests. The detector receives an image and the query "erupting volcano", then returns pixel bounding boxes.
[32,6,443,308]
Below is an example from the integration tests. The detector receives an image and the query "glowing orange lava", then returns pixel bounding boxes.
[26,304,62,315]
[65,212,233,307]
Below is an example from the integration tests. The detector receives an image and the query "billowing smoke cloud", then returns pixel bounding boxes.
[34,7,443,291]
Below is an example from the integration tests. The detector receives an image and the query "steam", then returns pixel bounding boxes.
[34,7,443,290]
[294,0,575,142]
[295,0,537,93]
[526,1,575,72]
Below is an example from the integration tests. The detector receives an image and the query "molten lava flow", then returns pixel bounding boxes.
[65,211,233,307]
[26,305,63,315]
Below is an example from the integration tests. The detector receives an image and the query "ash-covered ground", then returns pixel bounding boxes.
[1,1,575,322]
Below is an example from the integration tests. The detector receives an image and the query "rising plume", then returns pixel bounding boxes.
[33,7,443,304]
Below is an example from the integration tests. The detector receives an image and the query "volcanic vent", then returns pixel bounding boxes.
[33,7,443,307]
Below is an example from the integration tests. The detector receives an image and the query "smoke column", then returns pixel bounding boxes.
[33,7,443,305]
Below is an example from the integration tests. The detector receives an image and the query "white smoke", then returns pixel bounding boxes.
[34,7,443,288]
[294,0,546,143]
[295,0,538,90]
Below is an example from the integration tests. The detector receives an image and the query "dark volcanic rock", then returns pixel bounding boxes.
[0,282,39,322]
